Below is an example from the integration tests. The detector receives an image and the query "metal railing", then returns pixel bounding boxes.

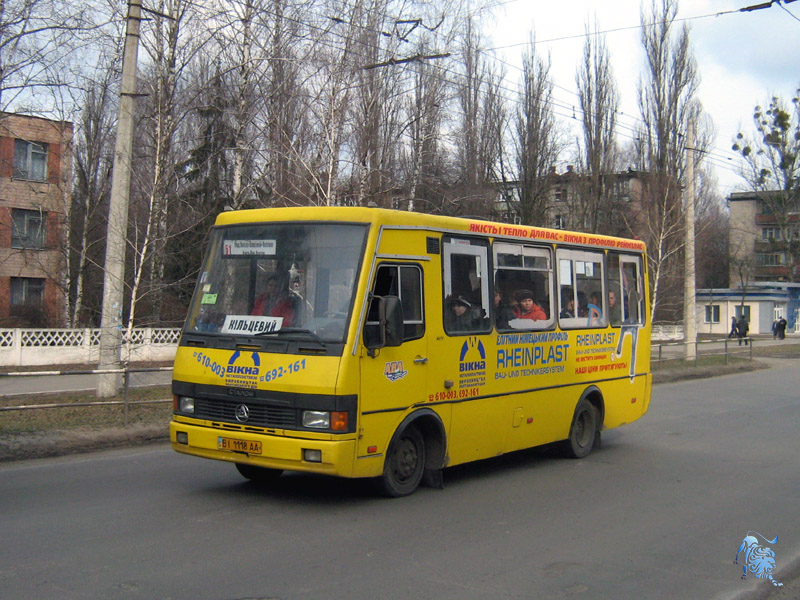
[0,366,173,424]
[651,338,754,369]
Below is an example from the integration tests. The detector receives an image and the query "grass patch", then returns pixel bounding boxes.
[653,353,753,370]
[1,386,172,435]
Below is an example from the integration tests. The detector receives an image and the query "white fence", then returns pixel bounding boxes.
[651,323,684,341]
[0,328,181,367]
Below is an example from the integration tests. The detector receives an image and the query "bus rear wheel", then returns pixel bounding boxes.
[565,398,597,459]
[235,463,282,483]
[379,426,425,497]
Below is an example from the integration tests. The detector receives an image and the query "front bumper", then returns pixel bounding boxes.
[170,419,359,477]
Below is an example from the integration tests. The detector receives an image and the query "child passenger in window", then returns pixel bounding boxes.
[513,289,546,321]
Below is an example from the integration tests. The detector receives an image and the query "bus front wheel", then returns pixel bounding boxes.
[565,398,597,459]
[379,426,425,497]
[235,463,282,483]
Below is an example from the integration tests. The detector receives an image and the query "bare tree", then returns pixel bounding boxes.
[69,56,119,326]
[513,37,561,226]
[694,169,729,289]
[450,14,506,217]
[574,21,619,234]
[733,89,800,280]
[634,0,700,321]
[0,0,100,113]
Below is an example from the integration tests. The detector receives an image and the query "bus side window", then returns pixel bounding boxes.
[620,256,644,324]
[557,250,605,328]
[365,264,424,346]
[443,239,491,335]
[607,254,622,325]
[493,243,554,331]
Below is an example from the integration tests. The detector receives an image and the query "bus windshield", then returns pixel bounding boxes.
[185,222,367,343]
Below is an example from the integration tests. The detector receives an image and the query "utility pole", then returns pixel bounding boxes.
[684,119,697,361]
[97,0,142,397]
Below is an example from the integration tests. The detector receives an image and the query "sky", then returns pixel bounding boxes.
[487,0,800,198]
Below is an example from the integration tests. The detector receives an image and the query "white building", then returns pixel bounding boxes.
[695,282,800,335]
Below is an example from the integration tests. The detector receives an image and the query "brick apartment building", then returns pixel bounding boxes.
[0,113,73,327]
[728,190,800,284]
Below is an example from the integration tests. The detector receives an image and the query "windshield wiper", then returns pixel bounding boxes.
[255,327,326,346]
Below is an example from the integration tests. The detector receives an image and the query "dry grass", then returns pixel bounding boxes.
[2,386,172,434]
[0,386,172,462]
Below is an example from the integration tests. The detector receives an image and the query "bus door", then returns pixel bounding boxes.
[440,237,502,463]
[359,262,429,456]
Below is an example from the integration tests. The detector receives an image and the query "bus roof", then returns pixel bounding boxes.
[214,206,646,253]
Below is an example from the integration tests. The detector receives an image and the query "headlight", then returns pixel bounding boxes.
[302,410,330,429]
[178,396,195,414]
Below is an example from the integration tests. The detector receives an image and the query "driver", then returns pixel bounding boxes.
[252,275,296,326]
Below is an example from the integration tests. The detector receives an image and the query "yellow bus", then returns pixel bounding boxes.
[170,207,651,496]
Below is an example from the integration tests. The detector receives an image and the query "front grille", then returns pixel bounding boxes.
[194,398,297,428]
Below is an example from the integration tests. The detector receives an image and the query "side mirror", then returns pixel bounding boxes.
[364,295,404,355]
[382,295,404,347]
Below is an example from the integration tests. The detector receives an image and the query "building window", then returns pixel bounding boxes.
[11,208,46,249]
[614,179,631,201]
[554,187,568,202]
[704,305,720,323]
[10,277,45,309]
[756,253,784,266]
[761,227,781,241]
[13,139,49,181]
[502,210,521,225]
[554,215,565,229]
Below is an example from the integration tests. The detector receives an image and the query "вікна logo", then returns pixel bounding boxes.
[459,337,486,371]
[734,532,783,587]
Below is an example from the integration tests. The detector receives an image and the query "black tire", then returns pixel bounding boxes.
[379,426,425,497]
[235,463,282,483]
[565,398,597,459]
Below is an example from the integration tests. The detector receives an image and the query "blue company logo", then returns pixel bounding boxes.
[226,350,261,375]
[734,532,783,587]
[459,337,486,372]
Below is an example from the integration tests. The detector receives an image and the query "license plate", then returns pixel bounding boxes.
[218,437,262,454]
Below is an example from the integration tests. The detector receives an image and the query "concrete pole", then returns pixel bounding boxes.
[684,119,697,361]
[97,0,142,397]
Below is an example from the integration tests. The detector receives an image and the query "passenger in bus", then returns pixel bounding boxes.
[252,275,297,326]
[588,291,603,326]
[446,295,480,331]
[513,289,546,321]
[608,290,621,325]
[560,290,575,318]
[577,291,588,318]
[493,289,515,330]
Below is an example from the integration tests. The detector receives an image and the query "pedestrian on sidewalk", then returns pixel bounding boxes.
[737,315,749,346]
[778,317,787,340]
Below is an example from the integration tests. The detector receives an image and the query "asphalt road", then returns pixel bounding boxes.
[1,361,799,600]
